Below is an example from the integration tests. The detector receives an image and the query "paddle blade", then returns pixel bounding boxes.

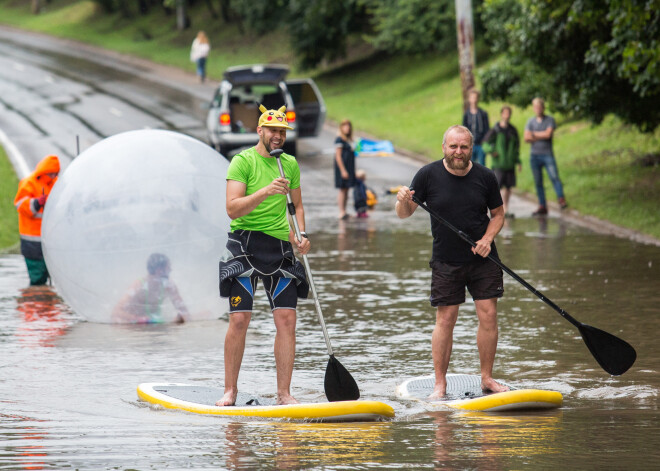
[324,355,360,402]
[578,323,637,375]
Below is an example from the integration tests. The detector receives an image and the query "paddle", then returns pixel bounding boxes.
[270,148,360,401]
[410,193,636,376]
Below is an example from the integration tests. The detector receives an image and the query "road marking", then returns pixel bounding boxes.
[109,107,122,117]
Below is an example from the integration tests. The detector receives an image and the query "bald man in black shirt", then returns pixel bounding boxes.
[396,125,508,399]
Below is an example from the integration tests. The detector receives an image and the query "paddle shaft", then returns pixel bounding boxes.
[273,152,334,357]
[412,196,583,329]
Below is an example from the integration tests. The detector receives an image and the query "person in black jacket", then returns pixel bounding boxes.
[462,89,489,166]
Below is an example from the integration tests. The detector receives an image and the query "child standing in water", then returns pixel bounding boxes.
[354,169,369,218]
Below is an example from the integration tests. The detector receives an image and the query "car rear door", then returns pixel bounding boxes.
[224,64,289,85]
[285,79,326,137]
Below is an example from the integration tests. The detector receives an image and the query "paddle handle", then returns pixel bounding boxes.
[274,153,335,356]
[411,196,582,329]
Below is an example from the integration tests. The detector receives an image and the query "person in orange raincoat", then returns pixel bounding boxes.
[14,154,60,285]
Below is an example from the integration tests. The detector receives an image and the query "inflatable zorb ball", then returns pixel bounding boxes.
[42,130,230,323]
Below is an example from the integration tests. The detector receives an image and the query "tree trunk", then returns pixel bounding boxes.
[31,0,41,14]
[203,0,219,19]
[138,0,149,14]
[176,0,189,30]
[218,0,231,22]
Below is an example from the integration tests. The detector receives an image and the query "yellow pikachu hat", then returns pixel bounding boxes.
[258,104,294,130]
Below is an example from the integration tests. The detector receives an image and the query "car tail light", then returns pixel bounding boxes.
[286,111,296,123]
[219,113,231,125]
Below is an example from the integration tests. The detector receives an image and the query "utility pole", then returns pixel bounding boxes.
[455,0,476,113]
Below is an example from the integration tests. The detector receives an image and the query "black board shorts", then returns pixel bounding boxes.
[219,230,308,313]
[229,275,298,313]
[429,258,503,306]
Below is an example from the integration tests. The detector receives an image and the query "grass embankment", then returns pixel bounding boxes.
[1,0,659,239]
[0,146,19,252]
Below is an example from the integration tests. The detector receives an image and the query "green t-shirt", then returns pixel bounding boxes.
[226,147,300,241]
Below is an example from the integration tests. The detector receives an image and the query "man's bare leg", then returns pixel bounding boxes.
[430,305,459,400]
[475,299,509,393]
[216,311,251,406]
[273,308,298,405]
[501,188,510,215]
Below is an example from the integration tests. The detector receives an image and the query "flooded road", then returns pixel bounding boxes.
[1,25,660,470]
[2,176,659,469]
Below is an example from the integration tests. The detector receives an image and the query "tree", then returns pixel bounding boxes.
[479,0,660,132]
[287,0,364,69]
[362,0,456,54]
[230,0,288,34]
[221,0,469,70]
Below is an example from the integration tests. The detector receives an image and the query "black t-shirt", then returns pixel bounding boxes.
[410,160,503,263]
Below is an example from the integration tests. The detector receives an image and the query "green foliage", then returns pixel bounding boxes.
[230,0,288,34]
[211,0,462,69]
[479,0,660,132]
[362,0,455,54]
[287,0,363,69]
[587,0,660,98]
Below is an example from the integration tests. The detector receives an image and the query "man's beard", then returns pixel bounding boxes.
[262,136,282,154]
[444,153,471,170]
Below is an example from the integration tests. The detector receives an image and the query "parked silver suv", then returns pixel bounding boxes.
[206,64,326,158]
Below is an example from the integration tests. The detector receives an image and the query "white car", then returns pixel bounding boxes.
[206,64,326,158]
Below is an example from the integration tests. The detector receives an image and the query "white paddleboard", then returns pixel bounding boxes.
[137,383,395,422]
[396,374,562,411]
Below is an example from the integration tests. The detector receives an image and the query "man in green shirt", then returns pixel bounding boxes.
[217,105,310,406]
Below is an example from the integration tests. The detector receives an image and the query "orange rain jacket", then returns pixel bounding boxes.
[14,155,60,243]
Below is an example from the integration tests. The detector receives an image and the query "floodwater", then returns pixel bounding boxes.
[1,25,659,469]
[2,196,659,470]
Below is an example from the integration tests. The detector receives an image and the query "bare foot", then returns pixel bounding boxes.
[481,377,510,394]
[215,389,237,406]
[277,393,299,405]
[428,382,447,400]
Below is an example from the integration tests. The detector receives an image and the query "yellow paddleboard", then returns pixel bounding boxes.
[137,383,395,422]
[396,374,563,412]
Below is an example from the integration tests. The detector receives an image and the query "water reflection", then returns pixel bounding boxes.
[15,286,70,348]
[1,412,49,471]
[221,421,393,470]
[448,411,561,461]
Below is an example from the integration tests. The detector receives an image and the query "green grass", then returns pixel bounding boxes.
[0,145,20,252]
[1,0,659,239]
